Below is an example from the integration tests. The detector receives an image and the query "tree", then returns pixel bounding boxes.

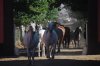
[29,0,49,23]
[46,8,59,20]
[13,0,30,26]
[14,0,60,25]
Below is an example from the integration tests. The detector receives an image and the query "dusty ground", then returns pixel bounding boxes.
[0,48,100,66]
[0,38,100,66]
[0,55,100,66]
[1,48,100,61]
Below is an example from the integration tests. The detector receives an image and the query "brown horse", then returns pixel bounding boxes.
[63,27,70,48]
[53,22,65,53]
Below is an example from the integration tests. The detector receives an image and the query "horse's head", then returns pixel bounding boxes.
[79,26,82,33]
[52,22,61,28]
[74,26,82,35]
[28,25,33,31]
[47,22,55,32]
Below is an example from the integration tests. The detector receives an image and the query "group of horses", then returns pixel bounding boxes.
[22,21,82,64]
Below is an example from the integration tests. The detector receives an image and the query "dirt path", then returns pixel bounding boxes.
[0,56,100,66]
[0,48,100,66]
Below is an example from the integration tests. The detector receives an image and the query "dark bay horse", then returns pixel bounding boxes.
[53,22,65,53]
[73,26,82,48]
[63,27,70,48]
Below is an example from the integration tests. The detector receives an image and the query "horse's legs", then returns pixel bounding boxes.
[68,36,71,48]
[65,38,70,48]
[74,40,77,48]
[51,44,56,59]
[63,39,66,48]
[49,45,52,58]
[27,49,32,65]
[42,43,45,57]
[48,44,55,59]
[55,41,58,52]
[31,49,35,65]
[57,40,61,53]
[46,45,50,58]
[62,40,64,48]
[71,40,75,48]
[38,42,41,57]
[78,34,81,48]
[77,40,80,48]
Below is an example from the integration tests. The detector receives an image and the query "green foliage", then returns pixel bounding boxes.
[21,13,30,26]
[46,8,59,20]
[29,0,49,23]
[29,0,48,13]
[14,11,30,26]
[14,0,59,25]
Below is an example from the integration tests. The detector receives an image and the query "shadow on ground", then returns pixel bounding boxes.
[19,48,83,57]
[56,50,82,56]
[0,59,100,66]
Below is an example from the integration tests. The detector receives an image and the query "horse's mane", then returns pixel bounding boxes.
[53,22,65,27]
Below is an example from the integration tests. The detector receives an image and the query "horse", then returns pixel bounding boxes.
[69,30,75,48]
[22,23,46,60]
[22,26,36,65]
[73,26,82,48]
[30,22,36,31]
[42,22,58,59]
[53,22,65,53]
[29,23,50,57]
[31,23,48,57]
[36,29,46,57]
[27,23,46,57]
[63,27,70,48]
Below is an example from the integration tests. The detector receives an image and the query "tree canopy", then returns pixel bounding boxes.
[13,0,88,26]
[14,0,59,26]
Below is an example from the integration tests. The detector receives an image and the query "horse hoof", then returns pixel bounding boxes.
[46,56,50,58]
[57,51,60,53]
[51,56,54,59]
